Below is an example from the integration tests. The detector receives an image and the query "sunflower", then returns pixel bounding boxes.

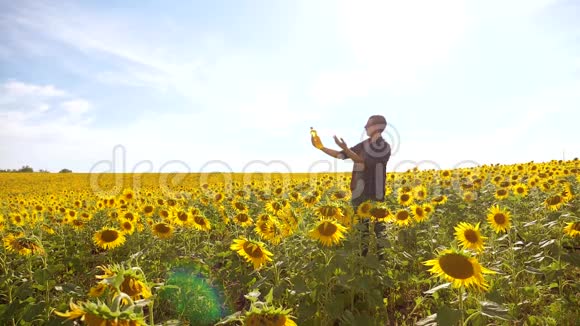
[122,188,136,202]
[244,307,297,326]
[93,227,126,250]
[539,181,552,192]
[255,213,271,224]
[172,210,191,226]
[93,264,152,300]
[486,205,511,233]
[512,183,529,197]
[498,181,511,189]
[431,195,448,206]
[71,218,86,231]
[440,170,452,179]
[265,200,288,215]
[309,219,347,246]
[53,301,86,321]
[192,214,211,231]
[411,204,428,223]
[454,222,486,252]
[33,203,45,213]
[258,192,271,201]
[315,204,344,220]
[544,194,564,211]
[3,233,45,256]
[213,192,225,203]
[120,275,152,300]
[119,219,135,235]
[105,197,117,208]
[88,283,107,297]
[560,186,573,203]
[494,188,510,200]
[413,185,428,201]
[398,185,413,194]
[331,189,350,201]
[152,222,173,239]
[190,207,201,216]
[288,191,302,202]
[397,192,414,206]
[369,204,391,222]
[199,196,210,206]
[230,237,273,269]
[277,208,299,233]
[422,203,435,216]
[255,220,284,245]
[42,224,55,235]
[122,211,140,223]
[393,209,413,227]
[337,205,357,227]
[302,194,320,208]
[233,213,254,227]
[462,191,476,203]
[563,222,580,237]
[142,204,155,216]
[255,220,275,240]
[10,213,25,227]
[356,200,373,218]
[55,299,147,325]
[158,209,170,220]
[232,201,248,213]
[273,186,284,197]
[218,207,231,225]
[424,249,496,291]
[166,198,178,207]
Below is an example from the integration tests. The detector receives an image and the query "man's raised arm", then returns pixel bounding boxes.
[311,131,363,162]
[319,147,343,158]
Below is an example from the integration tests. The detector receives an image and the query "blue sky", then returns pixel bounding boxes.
[0,0,578,173]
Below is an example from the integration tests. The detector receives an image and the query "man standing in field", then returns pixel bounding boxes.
[311,115,392,257]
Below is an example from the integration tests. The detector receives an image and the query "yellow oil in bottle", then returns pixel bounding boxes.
[310,127,323,149]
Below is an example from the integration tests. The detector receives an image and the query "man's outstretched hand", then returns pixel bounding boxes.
[333,136,348,151]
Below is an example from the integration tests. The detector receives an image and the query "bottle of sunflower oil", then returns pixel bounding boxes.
[310,127,323,149]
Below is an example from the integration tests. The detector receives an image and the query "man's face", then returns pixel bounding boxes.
[365,121,383,137]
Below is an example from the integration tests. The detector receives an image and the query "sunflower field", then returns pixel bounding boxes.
[0,160,579,325]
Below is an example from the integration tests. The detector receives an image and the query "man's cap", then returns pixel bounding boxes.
[365,115,387,128]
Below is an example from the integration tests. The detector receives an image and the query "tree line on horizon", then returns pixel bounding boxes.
[0,165,72,173]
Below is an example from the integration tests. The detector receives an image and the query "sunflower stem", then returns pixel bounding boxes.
[463,310,479,326]
[458,285,464,326]
[148,300,154,326]
[557,231,564,297]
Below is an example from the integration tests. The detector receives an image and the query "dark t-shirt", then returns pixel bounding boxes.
[338,136,391,201]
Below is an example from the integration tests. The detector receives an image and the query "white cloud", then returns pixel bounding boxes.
[307,0,469,107]
[0,78,321,172]
[2,80,68,98]
[61,99,91,115]
[337,0,468,78]
[232,85,321,135]
[0,80,93,144]
[0,0,219,99]
[388,81,580,170]
[310,70,374,107]
[480,0,562,19]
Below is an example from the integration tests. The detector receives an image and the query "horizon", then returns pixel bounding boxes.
[2,157,577,175]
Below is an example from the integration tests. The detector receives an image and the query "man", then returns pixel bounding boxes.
[311,115,392,256]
